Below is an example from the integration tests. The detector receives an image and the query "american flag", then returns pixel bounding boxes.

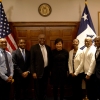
[0,1,17,52]
[76,1,96,49]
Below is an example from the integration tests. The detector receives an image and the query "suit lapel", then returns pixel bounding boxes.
[96,52,100,60]
[37,44,44,58]
[74,49,80,58]
[71,49,77,59]
[71,50,74,59]
[95,48,100,59]
[18,49,25,61]
[45,45,49,58]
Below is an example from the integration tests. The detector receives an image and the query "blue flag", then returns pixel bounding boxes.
[76,3,96,49]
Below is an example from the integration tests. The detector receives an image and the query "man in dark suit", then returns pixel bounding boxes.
[94,36,100,100]
[12,39,31,100]
[30,33,51,100]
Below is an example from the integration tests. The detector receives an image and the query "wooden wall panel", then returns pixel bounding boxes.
[46,26,78,51]
[14,27,45,50]
[10,22,79,51]
[9,22,79,98]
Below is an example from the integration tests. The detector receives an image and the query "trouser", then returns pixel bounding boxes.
[70,73,83,100]
[53,85,64,100]
[0,77,11,100]
[14,75,30,100]
[33,67,49,100]
[84,74,96,100]
[95,77,100,100]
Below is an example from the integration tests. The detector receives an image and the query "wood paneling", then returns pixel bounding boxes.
[10,22,79,51]
[9,22,79,99]
[46,26,77,51]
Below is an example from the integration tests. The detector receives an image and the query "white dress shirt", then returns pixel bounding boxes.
[83,45,96,76]
[39,44,48,67]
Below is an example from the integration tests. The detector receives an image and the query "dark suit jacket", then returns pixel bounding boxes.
[12,49,30,77]
[30,44,51,78]
[95,51,100,79]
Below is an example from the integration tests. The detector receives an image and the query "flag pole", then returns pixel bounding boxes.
[83,1,89,100]
[83,0,88,98]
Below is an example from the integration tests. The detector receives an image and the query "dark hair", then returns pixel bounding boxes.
[18,39,26,44]
[54,38,63,45]
[73,38,79,43]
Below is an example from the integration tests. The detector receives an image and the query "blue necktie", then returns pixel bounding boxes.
[3,50,10,76]
[22,49,25,61]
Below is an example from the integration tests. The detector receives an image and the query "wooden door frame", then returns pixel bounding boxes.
[10,22,79,27]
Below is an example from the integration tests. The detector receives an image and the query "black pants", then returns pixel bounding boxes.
[53,85,64,100]
[0,77,11,100]
[95,77,100,100]
[14,75,30,100]
[70,73,83,100]
[84,74,96,100]
[33,67,49,100]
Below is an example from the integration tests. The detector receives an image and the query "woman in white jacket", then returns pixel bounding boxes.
[68,39,84,100]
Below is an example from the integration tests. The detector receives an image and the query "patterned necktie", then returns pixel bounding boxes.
[3,50,10,76]
[22,49,25,61]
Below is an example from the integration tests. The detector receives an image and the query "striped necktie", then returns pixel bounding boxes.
[3,50,10,76]
[22,49,25,61]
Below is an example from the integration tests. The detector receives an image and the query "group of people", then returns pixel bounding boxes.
[0,33,100,100]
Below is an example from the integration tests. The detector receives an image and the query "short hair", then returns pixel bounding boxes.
[54,38,63,45]
[73,38,79,43]
[18,39,26,44]
[95,36,100,40]
[85,37,92,41]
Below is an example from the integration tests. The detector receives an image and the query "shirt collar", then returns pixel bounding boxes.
[19,48,25,52]
[0,48,5,52]
[39,44,45,47]
[97,47,100,51]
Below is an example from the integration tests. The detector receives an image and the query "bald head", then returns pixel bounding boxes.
[85,37,92,41]
[38,34,46,45]
[95,36,100,40]
[0,38,7,50]
[84,37,92,48]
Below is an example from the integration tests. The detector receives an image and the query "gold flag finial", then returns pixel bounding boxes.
[0,0,2,1]
[85,0,87,5]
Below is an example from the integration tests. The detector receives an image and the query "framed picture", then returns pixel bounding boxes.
[38,3,52,17]
[98,12,100,35]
